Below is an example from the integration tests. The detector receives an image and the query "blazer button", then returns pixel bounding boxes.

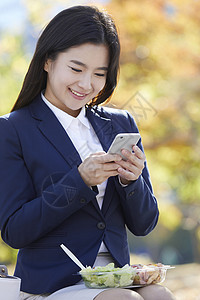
[128,191,135,197]
[97,222,106,230]
[80,198,86,204]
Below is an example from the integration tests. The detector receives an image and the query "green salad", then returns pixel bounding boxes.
[80,263,136,288]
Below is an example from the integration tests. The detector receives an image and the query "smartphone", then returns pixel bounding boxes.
[108,133,141,160]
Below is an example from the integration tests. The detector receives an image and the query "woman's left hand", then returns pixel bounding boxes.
[116,145,146,185]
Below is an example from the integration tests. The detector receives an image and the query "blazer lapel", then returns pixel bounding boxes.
[86,106,117,215]
[29,96,82,168]
[86,106,115,152]
[101,178,115,216]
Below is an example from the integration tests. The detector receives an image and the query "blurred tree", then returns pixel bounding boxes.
[1,0,200,265]
[106,0,200,205]
[105,0,200,263]
[0,34,28,114]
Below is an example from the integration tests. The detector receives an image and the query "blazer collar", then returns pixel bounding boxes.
[29,95,81,168]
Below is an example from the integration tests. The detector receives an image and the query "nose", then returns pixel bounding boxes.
[78,73,92,91]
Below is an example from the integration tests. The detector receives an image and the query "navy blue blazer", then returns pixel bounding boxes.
[0,95,159,294]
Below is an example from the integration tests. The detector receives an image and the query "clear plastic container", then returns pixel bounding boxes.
[80,263,174,289]
[131,263,173,285]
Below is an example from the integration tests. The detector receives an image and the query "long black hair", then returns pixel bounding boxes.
[11,5,120,111]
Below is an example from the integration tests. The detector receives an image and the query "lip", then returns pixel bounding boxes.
[68,88,89,100]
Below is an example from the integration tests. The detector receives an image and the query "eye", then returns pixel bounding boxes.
[69,66,82,73]
[95,73,106,77]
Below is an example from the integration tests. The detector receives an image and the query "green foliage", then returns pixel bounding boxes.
[0,34,28,114]
[0,240,17,265]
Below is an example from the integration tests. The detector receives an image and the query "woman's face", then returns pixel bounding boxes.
[44,43,109,117]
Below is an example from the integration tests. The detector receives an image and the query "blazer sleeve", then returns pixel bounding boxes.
[0,117,97,249]
[114,111,159,236]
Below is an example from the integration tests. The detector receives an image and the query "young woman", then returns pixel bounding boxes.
[0,5,176,300]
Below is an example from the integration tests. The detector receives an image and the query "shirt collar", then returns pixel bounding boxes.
[41,92,90,130]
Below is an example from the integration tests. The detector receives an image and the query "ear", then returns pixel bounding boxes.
[44,59,51,72]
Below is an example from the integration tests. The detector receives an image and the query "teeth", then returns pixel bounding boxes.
[70,89,85,97]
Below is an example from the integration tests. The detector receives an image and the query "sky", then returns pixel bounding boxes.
[0,0,177,35]
[0,0,109,34]
[0,0,27,34]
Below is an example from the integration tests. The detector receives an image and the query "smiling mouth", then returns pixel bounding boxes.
[69,88,88,97]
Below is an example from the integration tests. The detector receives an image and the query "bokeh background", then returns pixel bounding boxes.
[0,0,200,299]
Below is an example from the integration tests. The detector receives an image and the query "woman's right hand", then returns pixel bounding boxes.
[78,152,122,186]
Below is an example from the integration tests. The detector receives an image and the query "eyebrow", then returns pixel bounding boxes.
[70,60,108,71]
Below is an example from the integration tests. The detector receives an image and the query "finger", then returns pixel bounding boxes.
[90,151,106,156]
[106,153,123,162]
[102,162,121,171]
[104,170,120,178]
[119,163,141,175]
[92,170,120,185]
[121,148,145,167]
[117,156,144,171]
[95,153,122,164]
[117,166,141,181]
[132,145,146,160]
[119,151,139,165]
[78,159,119,186]
[120,150,141,168]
